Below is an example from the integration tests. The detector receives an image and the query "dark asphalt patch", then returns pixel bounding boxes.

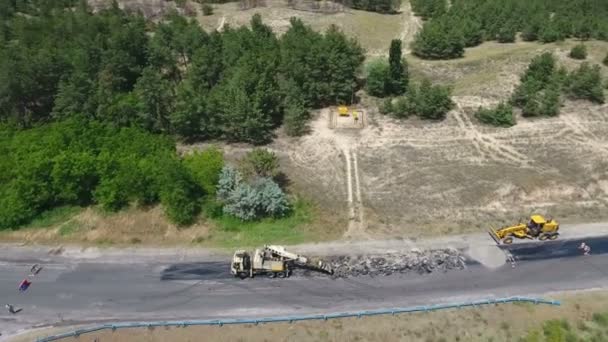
[502,235,608,261]
[160,262,231,281]
[159,237,608,282]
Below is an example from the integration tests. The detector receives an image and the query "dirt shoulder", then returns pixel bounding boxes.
[9,289,608,342]
[1,220,605,265]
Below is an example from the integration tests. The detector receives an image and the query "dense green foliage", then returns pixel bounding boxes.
[183,146,225,196]
[410,0,447,19]
[569,44,588,60]
[350,0,401,13]
[520,313,608,342]
[604,53,608,66]
[474,102,516,127]
[411,0,608,59]
[565,62,605,103]
[365,59,391,97]
[512,53,606,117]
[217,166,289,221]
[0,120,202,229]
[512,53,564,117]
[412,19,465,59]
[388,39,408,95]
[282,81,310,136]
[202,4,213,15]
[239,148,280,180]
[0,3,364,143]
[380,79,454,120]
[406,80,454,120]
[365,39,408,97]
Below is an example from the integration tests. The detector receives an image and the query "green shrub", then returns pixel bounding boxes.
[603,53,608,66]
[202,4,213,15]
[592,312,608,326]
[512,53,566,117]
[391,96,413,118]
[542,319,577,342]
[497,24,517,43]
[0,120,202,229]
[183,146,224,196]
[379,98,393,114]
[223,178,290,221]
[388,39,408,95]
[217,166,243,201]
[202,199,224,219]
[240,148,280,179]
[520,330,542,342]
[412,20,465,60]
[407,79,454,120]
[566,62,605,103]
[474,102,515,127]
[569,44,587,60]
[521,53,556,85]
[366,59,391,97]
[283,99,310,137]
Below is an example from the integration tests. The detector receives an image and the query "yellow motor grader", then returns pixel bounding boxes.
[489,215,559,245]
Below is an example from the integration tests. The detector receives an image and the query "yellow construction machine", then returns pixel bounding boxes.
[338,106,349,117]
[489,215,559,245]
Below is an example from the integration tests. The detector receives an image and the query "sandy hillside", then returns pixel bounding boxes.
[267,93,608,239]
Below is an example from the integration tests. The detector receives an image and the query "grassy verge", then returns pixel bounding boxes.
[0,197,343,247]
[12,290,608,342]
[197,199,313,248]
[15,205,82,230]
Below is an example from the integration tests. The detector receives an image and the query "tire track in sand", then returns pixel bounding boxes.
[452,103,537,168]
[343,147,367,239]
[560,112,608,155]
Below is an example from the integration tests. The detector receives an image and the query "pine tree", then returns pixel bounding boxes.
[366,59,390,97]
[412,20,464,60]
[569,44,587,60]
[566,63,605,104]
[388,39,408,95]
[134,67,174,133]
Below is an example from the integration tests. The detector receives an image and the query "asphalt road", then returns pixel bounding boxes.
[1,236,608,339]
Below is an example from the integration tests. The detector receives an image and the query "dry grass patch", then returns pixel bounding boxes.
[195,0,409,54]
[0,199,344,247]
[408,40,608,98]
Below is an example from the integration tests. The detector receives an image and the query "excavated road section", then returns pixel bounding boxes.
[294,248,467,278]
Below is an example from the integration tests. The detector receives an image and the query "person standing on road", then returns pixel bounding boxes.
[579,242,591,255]
[5,304,21,314]
[18,278,31,292]
[506,253,516,268]
[30,264,42,276]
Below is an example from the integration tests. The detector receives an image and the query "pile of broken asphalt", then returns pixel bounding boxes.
[294,248,467,278]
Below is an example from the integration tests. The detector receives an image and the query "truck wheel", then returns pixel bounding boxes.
[277,272,286,278]
[238,272,247,279]
[503,237,513,244]
[539,234,549,241]
[267,272,276,279]
[549,234,558,240]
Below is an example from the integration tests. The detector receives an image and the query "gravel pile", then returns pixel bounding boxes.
[294,248,467,278]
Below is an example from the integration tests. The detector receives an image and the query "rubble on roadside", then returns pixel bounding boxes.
[294,248,467,278]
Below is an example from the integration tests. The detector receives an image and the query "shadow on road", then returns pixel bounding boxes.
[503,235,608,261]
[160,262,231,281]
